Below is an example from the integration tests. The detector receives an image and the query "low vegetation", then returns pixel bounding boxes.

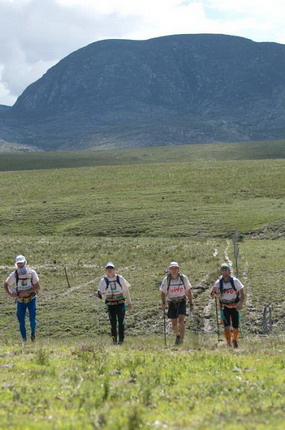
[0,337,284,429]
[0,141,284,428]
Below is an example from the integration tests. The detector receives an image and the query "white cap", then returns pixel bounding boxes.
[169,261,179,268]
[15,255,26,264]
[105,262,115,269]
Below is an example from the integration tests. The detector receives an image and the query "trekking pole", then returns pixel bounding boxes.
[163,308,167,346]
[215,297,222,342]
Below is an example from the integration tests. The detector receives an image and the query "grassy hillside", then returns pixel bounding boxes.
[0,140,285,171]
[0,141,284,339]
[0,142,285,428]
[0,159,284,238]
[0,236,284,341]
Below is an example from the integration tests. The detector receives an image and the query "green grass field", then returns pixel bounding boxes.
[0,337,284,430]
[0,140,285,428]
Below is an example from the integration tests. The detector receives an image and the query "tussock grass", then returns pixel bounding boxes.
[0,336,284,429]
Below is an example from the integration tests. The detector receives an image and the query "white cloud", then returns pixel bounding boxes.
[0,0,284,106]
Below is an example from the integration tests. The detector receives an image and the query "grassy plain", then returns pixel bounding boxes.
[0,139,285,171]
[0,159,284,238]
[0,141,285,428]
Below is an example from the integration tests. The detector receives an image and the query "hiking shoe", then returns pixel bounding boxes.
[31,335,35,342]
[233,340,238,349]
[175,335,181,345]
[118,340,124,345]
[226,343,232,348]
[112,339,118,345]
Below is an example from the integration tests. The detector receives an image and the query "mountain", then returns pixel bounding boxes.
[1,34,285,151]
[0,105,11,112]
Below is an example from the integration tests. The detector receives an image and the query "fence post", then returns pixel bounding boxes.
[262,305,273,334]
[64,266,71,288]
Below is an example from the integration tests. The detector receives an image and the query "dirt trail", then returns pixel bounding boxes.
[224,240,233,267]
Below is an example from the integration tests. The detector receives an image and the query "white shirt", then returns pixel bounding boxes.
[98,274,131,304]
[212,276,244,305]
[160,274,192,301]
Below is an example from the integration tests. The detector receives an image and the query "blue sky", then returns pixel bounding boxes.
[0,0,284,105]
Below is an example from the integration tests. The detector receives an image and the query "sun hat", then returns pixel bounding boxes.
[105,262,115,269]
[15,255,26,264]
[168,261,179,268]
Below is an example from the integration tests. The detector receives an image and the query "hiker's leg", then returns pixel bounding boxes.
[108,305,117,343]
[27,299,37,338]
[117,303,125,343]
[231,309,239,343]
[222,307,231,345]
[178,300,186,340]
[16,301,27,341]
[171,319,179,336]
[178,315,185,340]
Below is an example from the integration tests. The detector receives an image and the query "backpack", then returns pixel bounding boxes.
[104,275,125,304]
[219,276,240,304]
[104,275,122,290]
[14,269,36,303]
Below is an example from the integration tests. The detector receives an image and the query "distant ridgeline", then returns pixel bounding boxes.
[1,34,285,151]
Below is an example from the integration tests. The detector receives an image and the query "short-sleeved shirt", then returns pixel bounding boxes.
[212,276,244,306]
[160,274,192,302]
[98,274,130,303]
[5,266,39,303]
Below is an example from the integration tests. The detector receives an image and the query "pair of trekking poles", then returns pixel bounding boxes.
[162,297,223,345]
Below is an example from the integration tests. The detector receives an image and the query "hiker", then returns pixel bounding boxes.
[160,262,194,345]
[97,262,132,345]
[211,263,245,348]
[4,255,40,342]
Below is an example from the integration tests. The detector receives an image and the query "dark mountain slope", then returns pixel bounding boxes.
[1,34,285,150]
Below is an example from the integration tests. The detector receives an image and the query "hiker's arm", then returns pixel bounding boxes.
[161,291,167,309]
[4,281,18,298]
[124,288,132,310]
[211,285,219,297]
[235,288,245,310]
[187,289,194,311]
[97,279,106,298]
[18,282,40,298]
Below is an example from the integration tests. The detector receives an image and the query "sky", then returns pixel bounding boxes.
[0,0,285,106]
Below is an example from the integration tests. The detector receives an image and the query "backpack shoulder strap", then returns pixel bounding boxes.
[229,277,237,291]
[104,276,109,289]
[219,278,224,294]
[116,275,122,287]
[179,274,185,286]
[15,270,19,291]
[167,274,172,292]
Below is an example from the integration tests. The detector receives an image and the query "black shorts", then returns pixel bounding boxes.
[222,306,239,329]
[167,300,186,319]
